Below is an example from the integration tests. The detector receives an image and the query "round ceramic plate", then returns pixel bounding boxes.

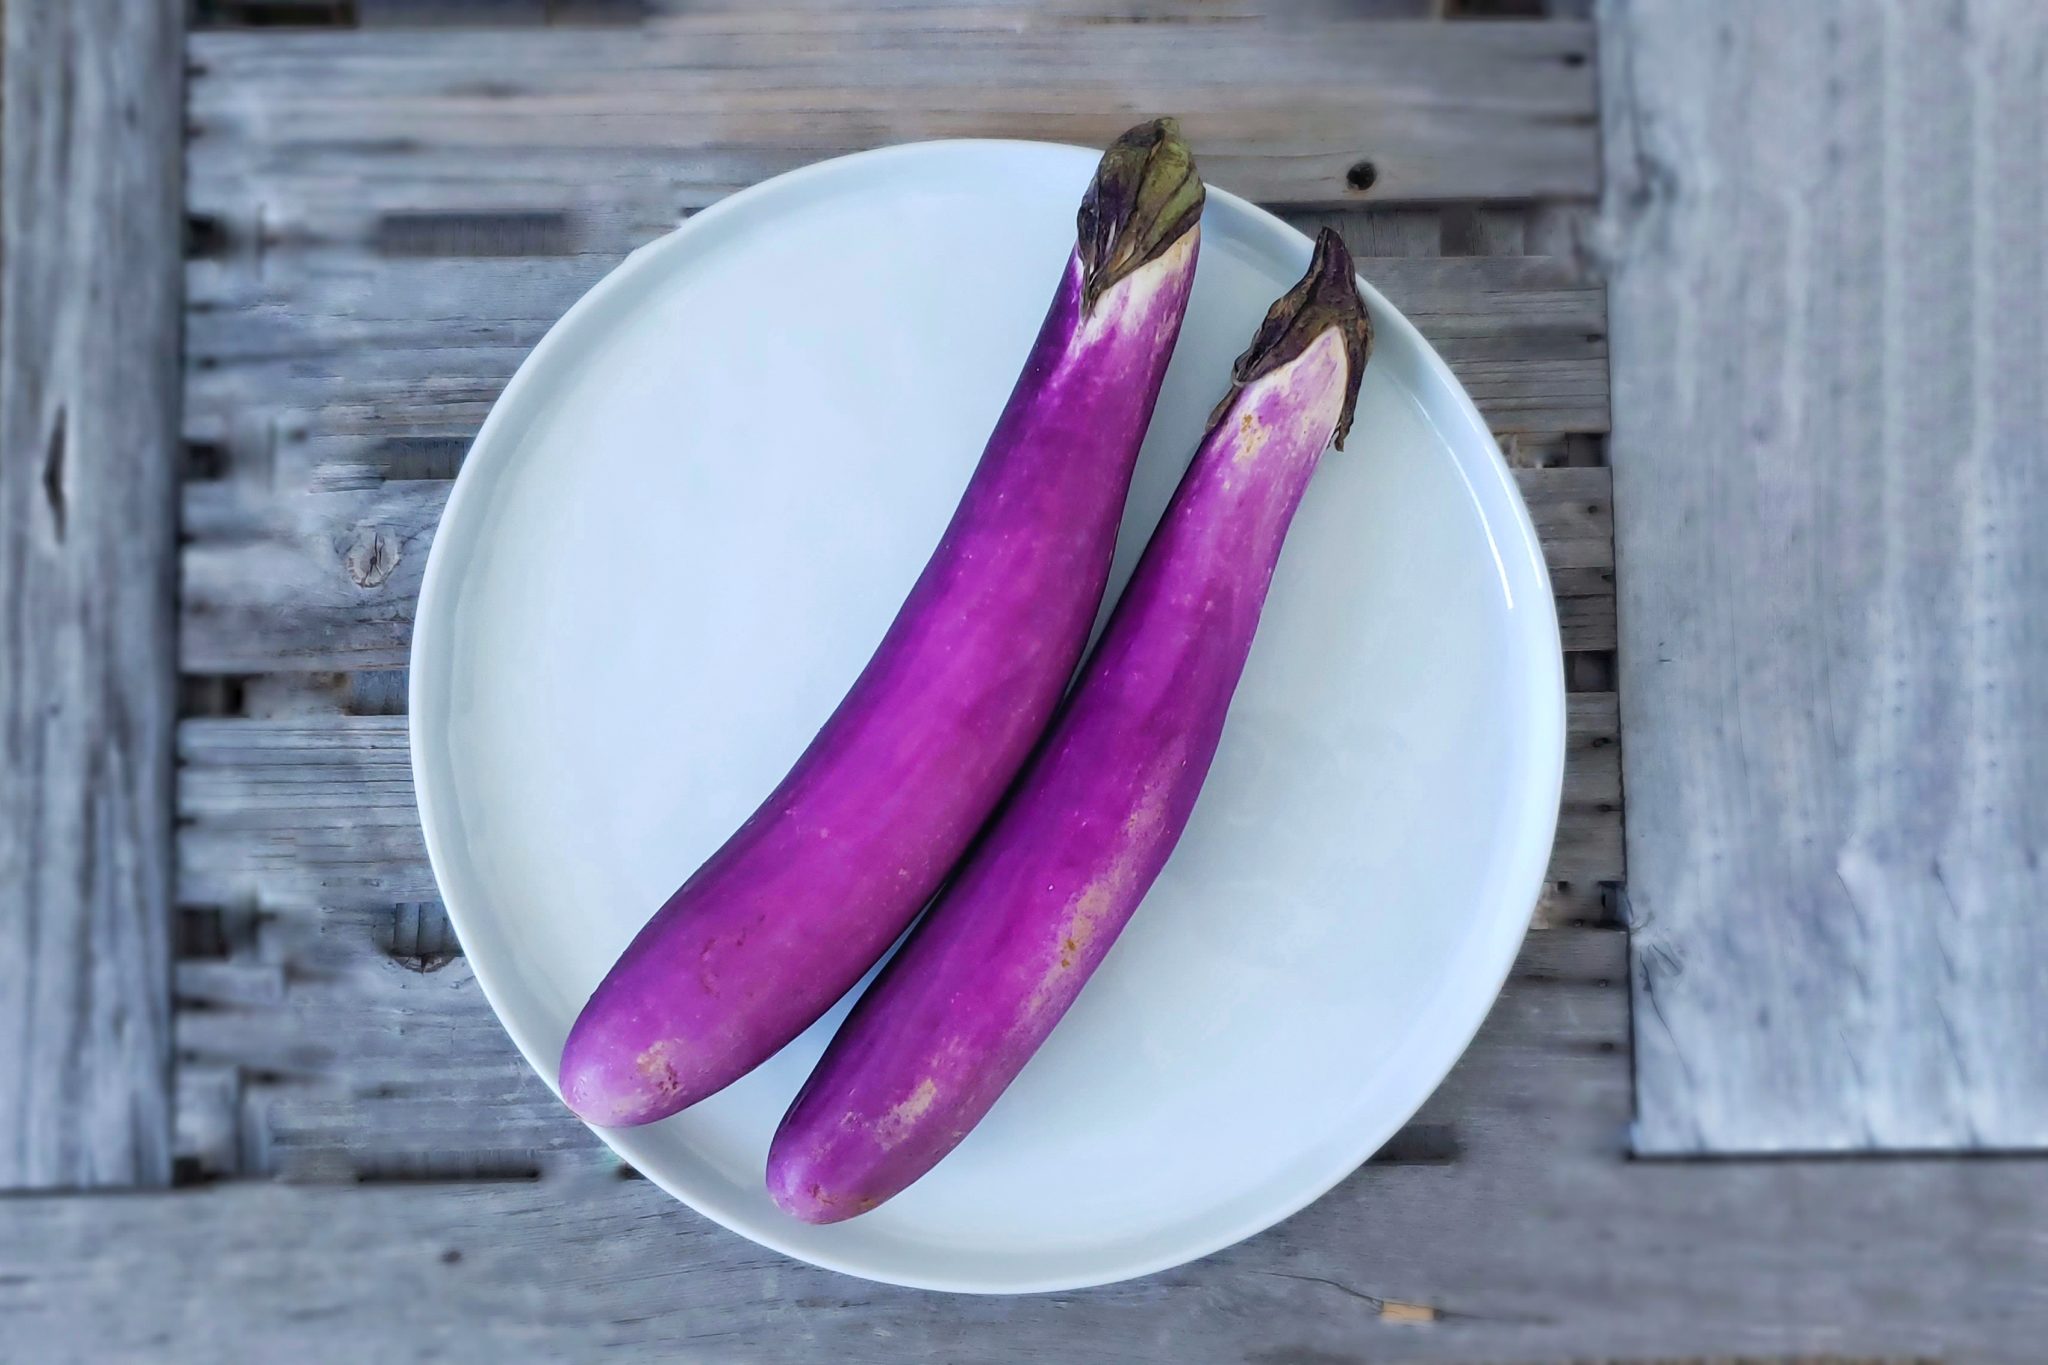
[411,140,1563,1294]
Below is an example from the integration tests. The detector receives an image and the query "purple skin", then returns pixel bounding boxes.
[560,121,1205,1127]
[767,229,1372,1223]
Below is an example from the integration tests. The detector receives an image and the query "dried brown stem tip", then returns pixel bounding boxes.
[1210,226,1374,449]
[1077,117,1205,311]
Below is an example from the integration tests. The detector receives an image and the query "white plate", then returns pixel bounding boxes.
[411,140,1563,1294]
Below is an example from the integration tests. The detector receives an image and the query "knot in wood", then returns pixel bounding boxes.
[342,524,402,589]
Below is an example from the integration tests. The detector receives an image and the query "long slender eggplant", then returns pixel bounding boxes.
[560,121,1205,1127]
[767,229,1372,1221]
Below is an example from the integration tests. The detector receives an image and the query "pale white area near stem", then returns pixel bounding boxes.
[409,140,1562,1294]
[1078,228,1199,345]
[1226,324,1350,464]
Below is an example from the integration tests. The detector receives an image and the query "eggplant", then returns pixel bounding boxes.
[767,229,1372,1221]
[560,121,1205,1127]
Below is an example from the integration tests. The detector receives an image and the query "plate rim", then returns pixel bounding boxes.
[410,137,1566,1294]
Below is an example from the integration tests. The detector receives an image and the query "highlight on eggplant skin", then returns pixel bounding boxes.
[765,230,1373,1224]
[556,121,1205,1130]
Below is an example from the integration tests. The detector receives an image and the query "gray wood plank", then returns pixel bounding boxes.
[179,458,1616,673]
[174,692,1623,920]
[180,250,1608,491]
[174,909,597,1181]
[1607,0,2048,1151]
[1292,205,1451,259]
[4,1154,2047,1361]
[196,0,1448,30]
[185,14,1596,213]
[0,0,181,1188]
[168,900,1623,1182]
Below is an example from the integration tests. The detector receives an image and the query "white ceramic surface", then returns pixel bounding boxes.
[410,140,1564,1294]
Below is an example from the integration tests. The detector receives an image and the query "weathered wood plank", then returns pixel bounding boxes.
[196,0,1448,31]
[169,898,1622,1181]
[175,910,594,1181]
[180,250,1607,496]
[647,0,1441,15]
[185,15,1596,212]
[1290,205,1452,260]
[183,256,1607,437]
[175,693,1624,915]
[180,460,1614,672]
[1608,0,2048,1151]
[4,1153,2047,1360]
[1544,689,1623,924]
[0,0,181,1188]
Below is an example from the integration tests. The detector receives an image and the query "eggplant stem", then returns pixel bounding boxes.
[1077,117,1206,312]
[1208,227,1374,450]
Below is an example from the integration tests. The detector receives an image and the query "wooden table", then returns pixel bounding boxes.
[2,1,2044,1359]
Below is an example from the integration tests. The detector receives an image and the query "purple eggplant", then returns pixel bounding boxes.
[560,121,1205,1127]
[767,229,1372,1221]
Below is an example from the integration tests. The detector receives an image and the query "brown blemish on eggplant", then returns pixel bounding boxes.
[1056,883,1116,970]
[1030,860,1132,1000]
[895,1078,938,1122]
[1233,407,1270,466]
[809,1186,877,1214]
[636,1041,683,1098]
[874,1077,940,1149]
[1026,782,1175,1009]
[1124,785,1169,843]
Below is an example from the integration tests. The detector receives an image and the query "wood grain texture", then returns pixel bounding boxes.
[185,13,1596,214]
[153,9,1633,1348]
[170,907,1625,1182]
[4,1156,2047,1361]
[174,692,1623,918]
[1607,0,2048,1151]
[195,0,1446,30]
[0,0,181,1188]
[180,460,1614,672]
[181,247,1607,496]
